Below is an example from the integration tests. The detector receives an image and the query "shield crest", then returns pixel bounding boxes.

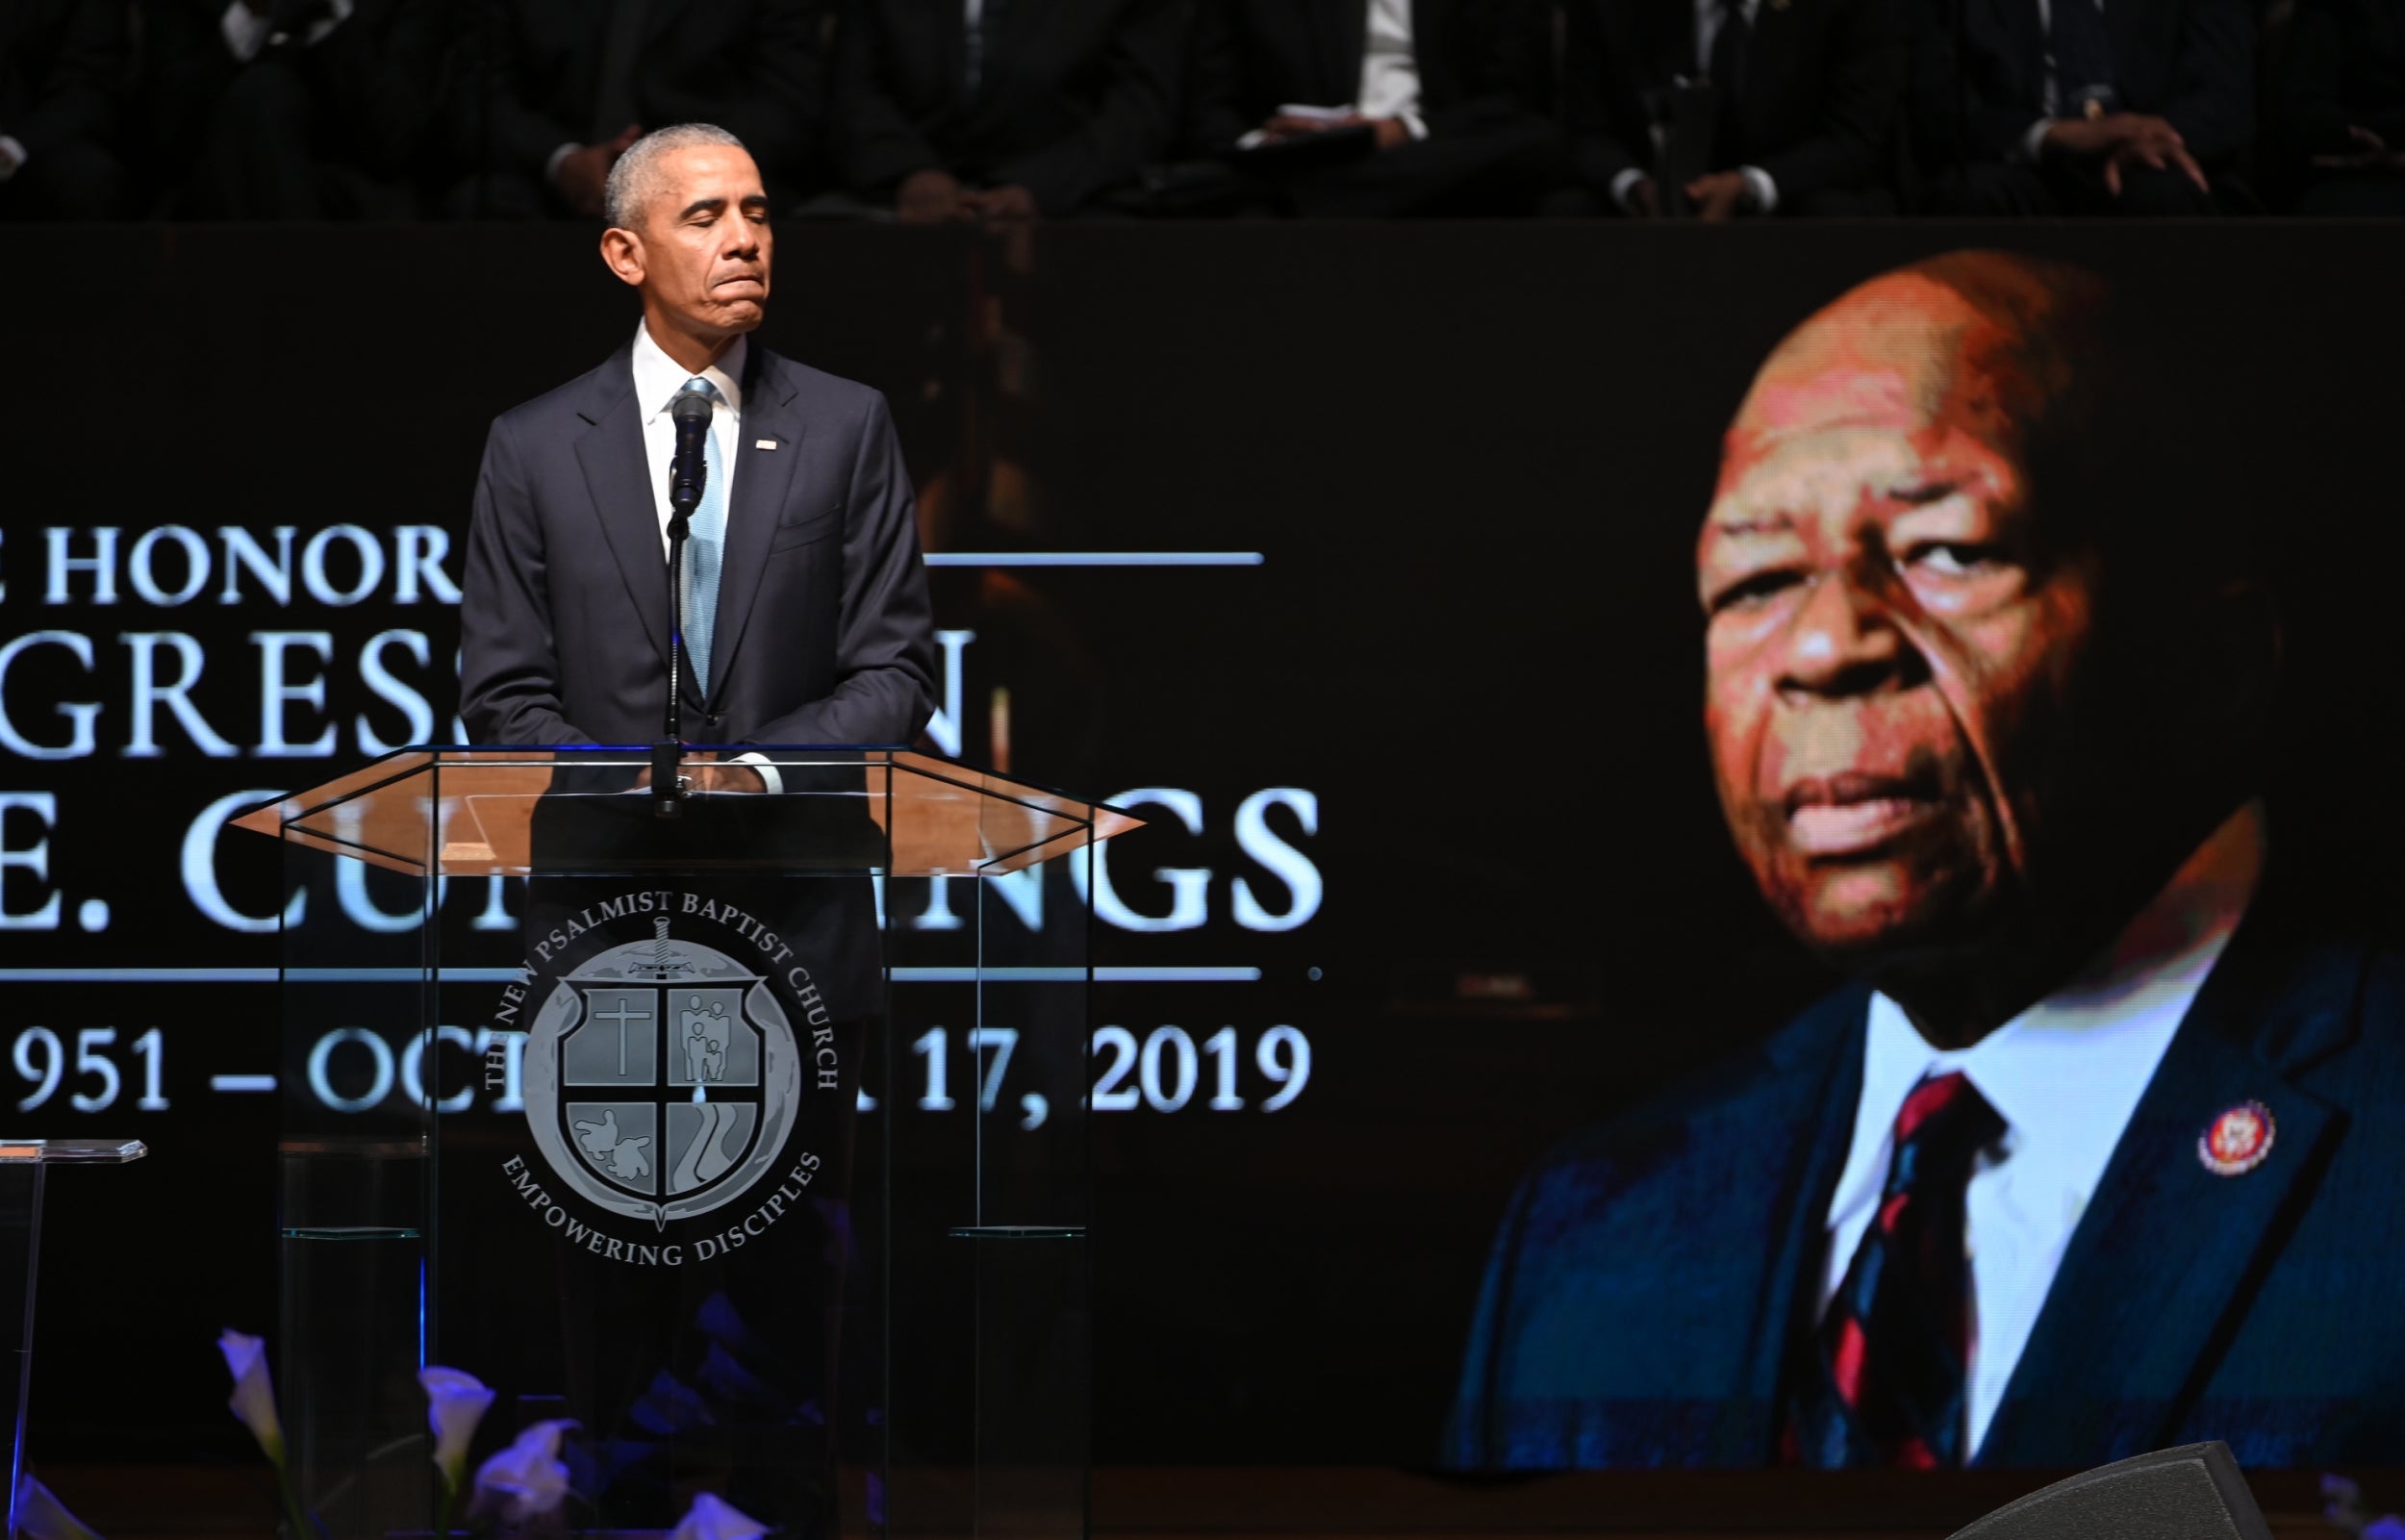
[521,926,803,1230]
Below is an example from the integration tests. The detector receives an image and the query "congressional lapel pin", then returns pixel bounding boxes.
[755,438,777,451]
[2198,1101,2275,1176]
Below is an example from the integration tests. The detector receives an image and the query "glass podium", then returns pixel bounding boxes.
[235,748,1140,1539]
[0,1139,147,1539]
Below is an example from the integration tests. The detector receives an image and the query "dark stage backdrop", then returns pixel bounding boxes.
[0,223,2400,1469]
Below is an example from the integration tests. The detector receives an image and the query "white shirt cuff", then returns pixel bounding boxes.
[1741,165,1778,214]
[731,751,781,795]
[2019,118,2053,164]
[1610,167,1647,212]
[0,137,26,182]
[220,1,272,62]
[1396,109,1429,141]
[545,141,578,186]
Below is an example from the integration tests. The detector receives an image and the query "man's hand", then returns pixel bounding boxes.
[556,123,641,217]
[1684,168,1752,221]
[1621,175,1659,217]
[896,167,967,224]
[958,183,1039,228]
[2312,124,2405,172]
[1365,116,1411,151]
[2041,112,2206,193]
[634,752,767,795]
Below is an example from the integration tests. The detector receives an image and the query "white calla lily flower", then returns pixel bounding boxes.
[670,1492,769,1540]
[216,1329,285,1463]
[418,1366,497,1492]
[14,1472,103,1540]
[470,1418,577,1523]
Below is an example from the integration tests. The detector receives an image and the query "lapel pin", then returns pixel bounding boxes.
[755,439,776,450]
[2198,1101,2275,1176]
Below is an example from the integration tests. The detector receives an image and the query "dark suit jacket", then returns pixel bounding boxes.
[459,338,936,752]
[1905,0,2253,169]
[1564,0,1903,204]
[143,0,452,185]
[1446,884,2405,1468]
[827,0,1182,214]
[2275,0,2405,161]
[0,0,125,161]
[1187,0,1552,155]
[457,0,824,189]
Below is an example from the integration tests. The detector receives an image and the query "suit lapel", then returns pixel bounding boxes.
[1716,986,1869,1460]
[703,347,807,708]
[1975,909,2363,1464]
[571,353,671,671]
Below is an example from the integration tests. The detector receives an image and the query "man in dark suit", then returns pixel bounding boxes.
[1186,0,1558,215]
[2273,0,2405,214]
[1563,0,1904,217]
[460,123,934,755]
[1905,0,2252,212]
[828,0,1182,223]
[143,0,452,218]
[0,0,129,219]
[1446,251,2405,1469]
[455,124,930,1528]
[448,0,825,219]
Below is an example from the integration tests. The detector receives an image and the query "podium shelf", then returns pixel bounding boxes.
[0,1139,146,1164]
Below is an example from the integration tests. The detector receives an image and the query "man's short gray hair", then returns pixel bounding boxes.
[603,123,748,231]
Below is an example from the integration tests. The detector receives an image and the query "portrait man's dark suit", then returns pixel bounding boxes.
[1563,0,1904,214]
[1906,0,2253,211]
[828,0,1182,216]
[1446,875,2405,1467]
[459,341,934,753]
[2272,0,2405,214]
[1186,0,1557,215]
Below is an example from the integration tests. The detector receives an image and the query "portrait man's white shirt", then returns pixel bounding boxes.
[1818,798,2267,1458]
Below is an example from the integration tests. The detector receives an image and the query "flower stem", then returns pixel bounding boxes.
[434,1478,460,1539]
[270,1455,321,1540]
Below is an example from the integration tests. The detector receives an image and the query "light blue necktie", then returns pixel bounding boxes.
[675,378,727,696]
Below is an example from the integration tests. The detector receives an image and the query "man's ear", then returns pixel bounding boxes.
[599,226,645,289]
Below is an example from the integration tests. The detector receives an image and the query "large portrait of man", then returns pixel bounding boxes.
[1444,250,2405,1470]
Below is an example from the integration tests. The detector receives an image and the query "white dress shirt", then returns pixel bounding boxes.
[625,324,779,786]
[630,322,746,559]
[1610,0,1779,213]
[1356,0,1431,139]
[1817,799,2266,1459]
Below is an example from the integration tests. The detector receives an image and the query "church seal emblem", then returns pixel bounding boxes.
[520,917,805,1230]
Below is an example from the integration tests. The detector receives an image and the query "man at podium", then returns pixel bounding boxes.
[450,121,934,1530]
[458,121,934,760]
[1448,250,2405,1471]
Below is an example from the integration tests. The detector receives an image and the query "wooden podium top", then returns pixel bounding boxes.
[231,748,1144,878]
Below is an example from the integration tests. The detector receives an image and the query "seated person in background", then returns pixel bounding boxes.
[447,0,825,219]
[1563,0,1904,217]
[827,0,1182,225]
[1186,0,1558,216]
[0,0,131,219]
[1905,0,2251,213]
[144,0,451,218]
[2273,0,2405,215]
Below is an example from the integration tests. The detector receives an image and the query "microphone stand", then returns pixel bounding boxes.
[657,395,710,819]
[655,502,690,819]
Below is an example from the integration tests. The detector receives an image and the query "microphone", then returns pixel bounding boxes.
[668,389,711,531]
[657,390,712,818]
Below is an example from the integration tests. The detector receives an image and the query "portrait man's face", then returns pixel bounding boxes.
[623,143,773,340]
[1695,270,2108,967]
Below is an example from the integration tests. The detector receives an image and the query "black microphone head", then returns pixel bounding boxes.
[671,391,714,429]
